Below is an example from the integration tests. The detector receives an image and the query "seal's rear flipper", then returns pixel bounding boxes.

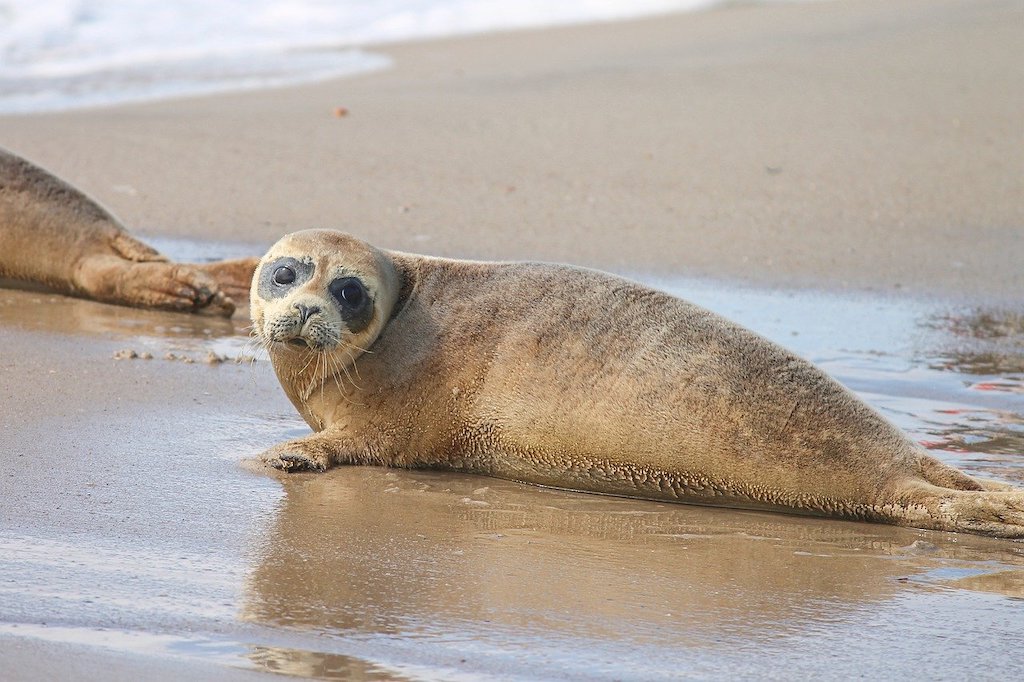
[939,490,1024,538]
[891,482,1024,538]
[73,254,235,317]
[1,147,246,316]
[189,257,260,304]
[916,453,985,491]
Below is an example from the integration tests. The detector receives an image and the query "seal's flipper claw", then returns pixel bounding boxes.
[197,289,236,318]
[135,263,236,316]
[189,257,260,304]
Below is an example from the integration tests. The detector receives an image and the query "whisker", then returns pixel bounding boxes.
[319,350,327,407]
[328,353,345,395]
[340,339,374,355]
[241,329,272,383]
[343,345,364,383]
[327,350,366,406]
[341,348,364,389]
[298,347,319,402]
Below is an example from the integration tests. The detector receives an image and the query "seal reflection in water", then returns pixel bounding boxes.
[252,229,1024,538]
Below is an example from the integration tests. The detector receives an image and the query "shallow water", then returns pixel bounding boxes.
[0,264,1022,680]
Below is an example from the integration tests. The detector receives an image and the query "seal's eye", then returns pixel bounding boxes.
[330,278,366,308]
[272,266,296,286]
[340,282,363,305]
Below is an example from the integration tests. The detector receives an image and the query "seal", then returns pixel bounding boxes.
[0,148,258,315]
[253,229,1024,538]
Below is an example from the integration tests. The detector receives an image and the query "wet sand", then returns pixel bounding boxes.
[2,0,1023,679]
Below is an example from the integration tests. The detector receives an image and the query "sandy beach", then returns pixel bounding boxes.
[2,0,1022,300]
[2,0,1023,679]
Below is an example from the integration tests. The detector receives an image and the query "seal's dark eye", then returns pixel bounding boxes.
[272,266,296,286]
[330,278,365,307]
[340,282,363,305]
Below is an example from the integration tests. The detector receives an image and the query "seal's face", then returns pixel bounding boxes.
[250,230,399,362]
[255,254,374,351]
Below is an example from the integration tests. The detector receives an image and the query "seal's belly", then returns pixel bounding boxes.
[475,445,869,519]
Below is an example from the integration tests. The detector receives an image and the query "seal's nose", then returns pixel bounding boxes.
[292,302,321,323]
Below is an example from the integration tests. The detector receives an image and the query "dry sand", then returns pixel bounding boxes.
[1,0,1023,679]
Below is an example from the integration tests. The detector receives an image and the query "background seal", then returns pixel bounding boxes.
[0,148,258,315]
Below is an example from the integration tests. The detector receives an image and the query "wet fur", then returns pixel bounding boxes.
[254,229,1024,538]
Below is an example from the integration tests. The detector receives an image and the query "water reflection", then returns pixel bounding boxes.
[923,307,1024,375]
[943,570,1024,599]
[875,397,1024,484]
[242,467,1024,660]
[247,645,413,681]
[0,287,257,360]
[910,307,1023,481]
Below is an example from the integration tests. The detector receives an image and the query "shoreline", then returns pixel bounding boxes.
[0,1,757,117]
[0,0,1020,304]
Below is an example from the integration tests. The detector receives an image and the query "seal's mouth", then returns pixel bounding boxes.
[285,337,310,349]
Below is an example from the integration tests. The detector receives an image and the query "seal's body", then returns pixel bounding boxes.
[0,148,256,314]
[253,229,1024,538]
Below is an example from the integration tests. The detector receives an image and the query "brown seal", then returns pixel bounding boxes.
[0,148,258,315]
[252,229,1024,538]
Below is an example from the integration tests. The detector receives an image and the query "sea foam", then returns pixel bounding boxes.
[0,0,743,113]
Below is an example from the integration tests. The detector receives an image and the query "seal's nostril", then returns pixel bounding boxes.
[292,302,321,323]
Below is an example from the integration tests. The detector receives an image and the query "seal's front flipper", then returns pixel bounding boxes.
[259,428,385,473]
[260,428,372,471]
[261,445,329,472]
[260,434,338,473]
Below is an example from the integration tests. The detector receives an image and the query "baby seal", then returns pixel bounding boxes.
[253,229,1024,538]
[0,148,257,315]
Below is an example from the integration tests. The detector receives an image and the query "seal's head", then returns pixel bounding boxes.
[251,230,400,362]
